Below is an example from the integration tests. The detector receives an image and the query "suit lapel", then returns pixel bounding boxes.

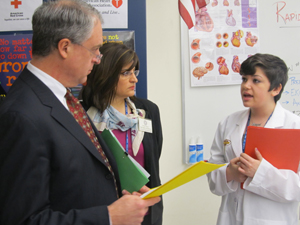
[19,69,105,164]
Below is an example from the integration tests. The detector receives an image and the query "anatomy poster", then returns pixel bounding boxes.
[0,0,42,32]
[188,0,260,86]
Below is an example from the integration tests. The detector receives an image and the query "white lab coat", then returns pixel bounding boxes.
[207,102,300,225]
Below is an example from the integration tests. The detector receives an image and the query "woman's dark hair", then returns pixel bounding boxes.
[80,42,139,112]
[240,53,288,103]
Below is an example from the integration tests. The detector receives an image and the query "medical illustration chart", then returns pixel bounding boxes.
[189,0,260,86]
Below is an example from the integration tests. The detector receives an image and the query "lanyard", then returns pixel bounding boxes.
[242,110,273,152]
[125,100,129,153]
[242,114,251,152]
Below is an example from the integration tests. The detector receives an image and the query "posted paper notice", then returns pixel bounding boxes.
[0,0,42,32]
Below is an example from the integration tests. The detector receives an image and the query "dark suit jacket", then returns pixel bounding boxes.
[133,98,163,225]
[0,68,122,225]
[0,84,6,106]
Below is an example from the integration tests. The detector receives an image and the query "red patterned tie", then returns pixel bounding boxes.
[65,89,118,196]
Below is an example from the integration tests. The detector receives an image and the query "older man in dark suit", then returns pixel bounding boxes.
[0,1,160,225]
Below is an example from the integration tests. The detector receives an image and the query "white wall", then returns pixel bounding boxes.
[146,1,221,224]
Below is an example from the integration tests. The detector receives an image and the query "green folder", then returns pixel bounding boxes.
[101,129,149,193]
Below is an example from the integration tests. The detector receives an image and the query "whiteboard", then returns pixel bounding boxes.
[181,0,300,163]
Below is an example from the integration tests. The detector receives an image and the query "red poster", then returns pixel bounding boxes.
[0,34,32,96]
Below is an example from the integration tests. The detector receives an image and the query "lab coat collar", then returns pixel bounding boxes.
[231,109,249,157]
[264,102,285,128]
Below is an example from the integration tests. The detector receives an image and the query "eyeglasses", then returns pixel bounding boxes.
[120,70,140,78]
[76,43,103,63]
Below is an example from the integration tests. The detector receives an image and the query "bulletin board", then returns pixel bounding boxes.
[0,0,147,99]
[109,0,147,99]
[181,0,300,163]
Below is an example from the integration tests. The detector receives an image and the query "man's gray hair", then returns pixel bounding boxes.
[32,0,103,56]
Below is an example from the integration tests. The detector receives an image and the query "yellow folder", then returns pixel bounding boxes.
[141,161,225,199]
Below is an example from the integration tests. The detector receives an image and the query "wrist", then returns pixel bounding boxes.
[226,165,233,182]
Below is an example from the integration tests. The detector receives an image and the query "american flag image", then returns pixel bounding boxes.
[178,0,210,29]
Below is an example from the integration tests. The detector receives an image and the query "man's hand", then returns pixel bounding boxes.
[121,185,150,197]
[108,193,160,225]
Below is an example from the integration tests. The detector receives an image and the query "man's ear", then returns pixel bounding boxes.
[272,83,282,97]
[57,38,72,59]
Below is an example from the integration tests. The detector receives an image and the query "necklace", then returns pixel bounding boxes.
[242,110,273,152]
[252,122,261,126]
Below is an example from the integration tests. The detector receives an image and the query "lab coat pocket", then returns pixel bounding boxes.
[217,195,239,225]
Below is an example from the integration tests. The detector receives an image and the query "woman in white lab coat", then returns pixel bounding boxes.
[207,53,300,225]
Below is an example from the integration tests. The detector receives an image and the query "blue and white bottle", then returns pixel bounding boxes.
[196,137,203,162]
[189,137,197,164]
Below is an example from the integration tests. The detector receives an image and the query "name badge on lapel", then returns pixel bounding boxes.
[139,118,152,133]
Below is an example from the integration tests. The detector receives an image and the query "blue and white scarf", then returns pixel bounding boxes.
[87,97,145,156]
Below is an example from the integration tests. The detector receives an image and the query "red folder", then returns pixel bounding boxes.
[245,126,300,173]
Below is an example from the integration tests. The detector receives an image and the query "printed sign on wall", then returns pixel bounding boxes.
[86,0,128,29]
[0,0,42,32]
[0,34,32,95]
[0,31,134,98]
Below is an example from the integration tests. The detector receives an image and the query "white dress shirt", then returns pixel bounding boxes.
[27,61,68,110]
